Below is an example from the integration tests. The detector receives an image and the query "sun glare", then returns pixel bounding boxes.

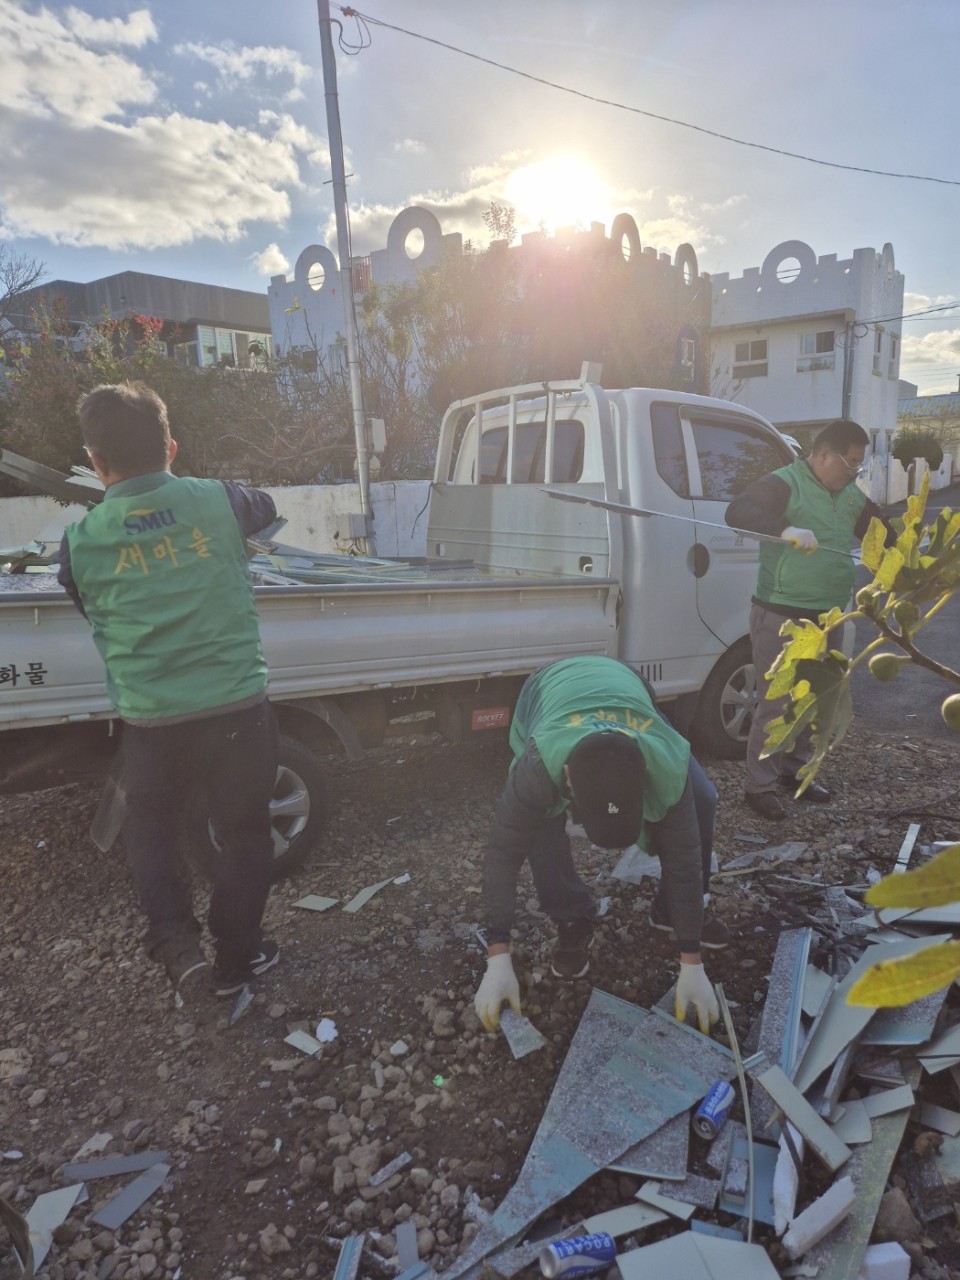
[504,157,610,235]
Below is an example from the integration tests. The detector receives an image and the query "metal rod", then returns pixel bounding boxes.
[540,487,854,559]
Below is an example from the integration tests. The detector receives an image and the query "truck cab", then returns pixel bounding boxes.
[430,365,796,753]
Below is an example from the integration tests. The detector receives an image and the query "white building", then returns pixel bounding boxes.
[709,240,904,456]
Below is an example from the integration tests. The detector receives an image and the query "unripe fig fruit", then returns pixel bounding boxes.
[868,653,904,682]
[942,693,960,732]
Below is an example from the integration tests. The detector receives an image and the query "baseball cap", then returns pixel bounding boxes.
[566,731,645,849]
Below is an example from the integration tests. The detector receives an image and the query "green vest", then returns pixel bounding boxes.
[66,473,267,721]
[511,658,690,829]
[756,460,867,611]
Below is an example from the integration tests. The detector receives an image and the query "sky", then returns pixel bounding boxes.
[1,0,959,395]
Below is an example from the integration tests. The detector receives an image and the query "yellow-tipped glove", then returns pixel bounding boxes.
[782,525,818,553]
[676,962,719,1033]
[474,953,521,1031]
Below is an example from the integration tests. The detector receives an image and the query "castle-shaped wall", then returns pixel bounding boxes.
[267,206,708,378]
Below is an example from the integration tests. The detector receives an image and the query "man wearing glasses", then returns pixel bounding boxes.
[726,419,893,822]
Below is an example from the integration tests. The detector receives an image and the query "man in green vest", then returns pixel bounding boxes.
[474,656,727,1035]
[58,381,280,1002]
[726,419,892,822]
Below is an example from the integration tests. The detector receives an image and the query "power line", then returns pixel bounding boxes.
[337,5,960,188]
[866,301,960,326]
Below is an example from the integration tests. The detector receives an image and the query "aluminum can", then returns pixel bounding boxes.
[692,1078,736,1140]
[539,1232,616,1278]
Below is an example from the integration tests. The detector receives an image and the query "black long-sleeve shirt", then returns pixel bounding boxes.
[482,741,705,952]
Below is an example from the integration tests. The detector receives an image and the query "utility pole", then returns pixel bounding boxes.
[316,0,376,554]
[840,318,855,420]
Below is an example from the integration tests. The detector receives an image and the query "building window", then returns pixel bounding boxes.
[888,333,899,379]
[733,338,768,379]
[797,330,835,372]
[679,335,697,384]
[873,328,883,375]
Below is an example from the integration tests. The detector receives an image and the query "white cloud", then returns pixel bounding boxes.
[251,242,291,276]
[902,328,960,370]
[903,291,958,320]
[174,40,312,90]
[64,6,157,48]
[0,1,157,124]
[1,111,314,249]
[0,4,329,251]
[392,138,426,155]
[258,110,329,169]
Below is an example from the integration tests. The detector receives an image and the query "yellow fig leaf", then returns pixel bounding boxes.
[847,940,960,1007]
[904,473,930,527]
[860,517,889,573]
[875,546,905,590]
[865,843,960,908]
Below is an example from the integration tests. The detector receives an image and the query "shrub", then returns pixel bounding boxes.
[892,427,944,472]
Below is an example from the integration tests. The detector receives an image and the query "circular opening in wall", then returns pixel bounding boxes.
[619,233,633,263]
[307,262,325,291]
[404,227,425,260]
[776,256,802,283]
[682,259,694,285]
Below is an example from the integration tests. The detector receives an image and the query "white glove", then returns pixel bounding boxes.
[474,953,521,1031]
[676,962,719,1033]
[782,525,818,553]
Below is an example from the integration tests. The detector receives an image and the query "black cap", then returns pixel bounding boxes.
[566,731,645,849]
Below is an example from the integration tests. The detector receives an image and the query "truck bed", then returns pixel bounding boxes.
[0,567,618,730]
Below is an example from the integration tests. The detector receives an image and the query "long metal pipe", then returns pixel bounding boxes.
[316,0,376,552]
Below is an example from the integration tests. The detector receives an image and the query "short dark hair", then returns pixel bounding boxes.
[77,381,170,476]
[566,732,645,849]
[811,419,869,455]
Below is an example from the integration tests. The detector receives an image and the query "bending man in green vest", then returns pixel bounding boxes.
[474,656,727,1034]
[58,381,281,1002]
[726,419,892,822]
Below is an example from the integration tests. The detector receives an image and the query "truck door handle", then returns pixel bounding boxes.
[689,544,709,578]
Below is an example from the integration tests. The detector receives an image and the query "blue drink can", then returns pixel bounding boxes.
[539,1232,616,1278]
[692,1078,736,1140]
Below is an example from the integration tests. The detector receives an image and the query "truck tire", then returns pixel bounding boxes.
[691,637,757,760]
[187,734,329,882]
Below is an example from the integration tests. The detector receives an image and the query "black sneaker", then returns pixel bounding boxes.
[649,905,731,950]
[212,940,280,997]
[550,919,594,979]
[158,939,210,1003]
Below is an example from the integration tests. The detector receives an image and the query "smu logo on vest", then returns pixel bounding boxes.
[124,507,176,535]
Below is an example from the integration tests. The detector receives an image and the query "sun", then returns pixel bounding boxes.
[504,157,611,235]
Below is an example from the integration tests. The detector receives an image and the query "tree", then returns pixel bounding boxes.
[0,246,45,329]
[759,475,960,1005]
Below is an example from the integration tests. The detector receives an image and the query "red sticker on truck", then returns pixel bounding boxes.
[471,707,511,731]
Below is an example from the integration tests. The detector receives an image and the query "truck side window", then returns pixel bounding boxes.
[688,418,790,499]
[651,403,689,497]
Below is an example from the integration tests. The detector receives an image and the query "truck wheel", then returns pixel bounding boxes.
[187,734,329,882]
[692,638,757,760]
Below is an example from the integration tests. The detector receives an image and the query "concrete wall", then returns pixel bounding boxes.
[856,454,953,506]
[0,481,432,560]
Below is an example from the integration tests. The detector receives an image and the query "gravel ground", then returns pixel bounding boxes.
[2,720,960,1280]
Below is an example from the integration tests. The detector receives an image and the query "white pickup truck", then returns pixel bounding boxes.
[0,365,794,874]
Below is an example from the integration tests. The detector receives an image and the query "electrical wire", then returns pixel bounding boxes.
[335,5,960,188]
[337,8,371,54]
